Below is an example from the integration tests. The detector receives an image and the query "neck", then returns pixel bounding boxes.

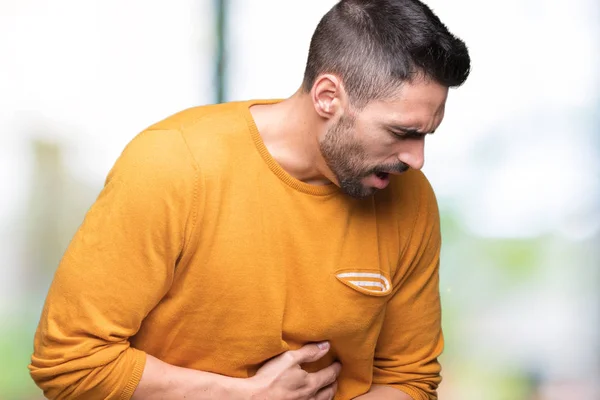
[250,90,334,186]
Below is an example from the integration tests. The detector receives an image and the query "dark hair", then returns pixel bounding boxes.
[302,0,471,106]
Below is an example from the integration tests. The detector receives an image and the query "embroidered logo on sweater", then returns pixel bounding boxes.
[335,271,392,297]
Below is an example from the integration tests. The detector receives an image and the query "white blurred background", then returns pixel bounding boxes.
[1,1,598,399]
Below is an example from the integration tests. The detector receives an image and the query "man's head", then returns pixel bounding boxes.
[302,0,470,198]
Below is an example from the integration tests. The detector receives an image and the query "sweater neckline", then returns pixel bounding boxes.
[240,99,340,197]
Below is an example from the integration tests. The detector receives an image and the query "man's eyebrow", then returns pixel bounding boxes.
[388,125,435,136]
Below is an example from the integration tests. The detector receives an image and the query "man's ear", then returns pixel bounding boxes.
[311,74,347,119]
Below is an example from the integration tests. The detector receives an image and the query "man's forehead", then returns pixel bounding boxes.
[365,96,446,119]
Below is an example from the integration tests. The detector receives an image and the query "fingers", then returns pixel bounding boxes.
[307,361,341,393]
[288,341,330,364]
[312,381,338,400]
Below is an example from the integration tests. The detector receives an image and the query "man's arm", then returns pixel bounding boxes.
[132,354,245,399]
[29,129,201,399]
[132,344,341,400]
[368,171,444,400]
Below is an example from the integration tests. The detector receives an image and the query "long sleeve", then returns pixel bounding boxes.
[372,173,443,400]
[29,129,200,399]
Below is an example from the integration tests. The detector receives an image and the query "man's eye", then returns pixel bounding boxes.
[390,130,406,139]
[390,130,425,140]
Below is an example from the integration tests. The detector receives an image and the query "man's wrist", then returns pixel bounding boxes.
[221,375,256,400]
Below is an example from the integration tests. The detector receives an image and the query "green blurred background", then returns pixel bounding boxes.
[1,1,598,399]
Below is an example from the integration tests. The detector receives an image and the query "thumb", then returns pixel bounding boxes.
[289,341,330,364]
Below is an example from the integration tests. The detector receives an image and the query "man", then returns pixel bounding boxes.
[29,0,470,399]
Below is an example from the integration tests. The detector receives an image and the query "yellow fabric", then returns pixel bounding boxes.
[29,100,443,400]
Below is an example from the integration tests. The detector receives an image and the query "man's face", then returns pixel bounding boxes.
[319,78,449,198]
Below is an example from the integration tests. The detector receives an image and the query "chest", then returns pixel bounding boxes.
[136,184,403,376]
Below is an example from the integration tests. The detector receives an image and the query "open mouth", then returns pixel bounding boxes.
[365,170,391,190]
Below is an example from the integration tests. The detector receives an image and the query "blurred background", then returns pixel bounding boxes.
[1,0,598,399]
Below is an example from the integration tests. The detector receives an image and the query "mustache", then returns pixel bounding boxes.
[366,162,410,175]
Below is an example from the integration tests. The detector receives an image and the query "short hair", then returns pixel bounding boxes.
[302,0,471,107]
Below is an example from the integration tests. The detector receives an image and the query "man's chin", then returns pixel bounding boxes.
[339,181,377,199]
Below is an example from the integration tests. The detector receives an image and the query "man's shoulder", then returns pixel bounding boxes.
[139,100,257,170]
[377,169,439,220]
[147,101,247,132]
[389,169,436,200]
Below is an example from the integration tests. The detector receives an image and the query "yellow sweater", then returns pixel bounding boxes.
[30,100,443,400]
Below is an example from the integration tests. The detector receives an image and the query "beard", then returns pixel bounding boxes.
[319,114,409,199]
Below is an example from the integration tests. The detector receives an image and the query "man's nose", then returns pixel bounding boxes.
[397,138,425,170]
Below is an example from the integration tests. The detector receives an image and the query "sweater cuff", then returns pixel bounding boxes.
[120,349,147,400]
